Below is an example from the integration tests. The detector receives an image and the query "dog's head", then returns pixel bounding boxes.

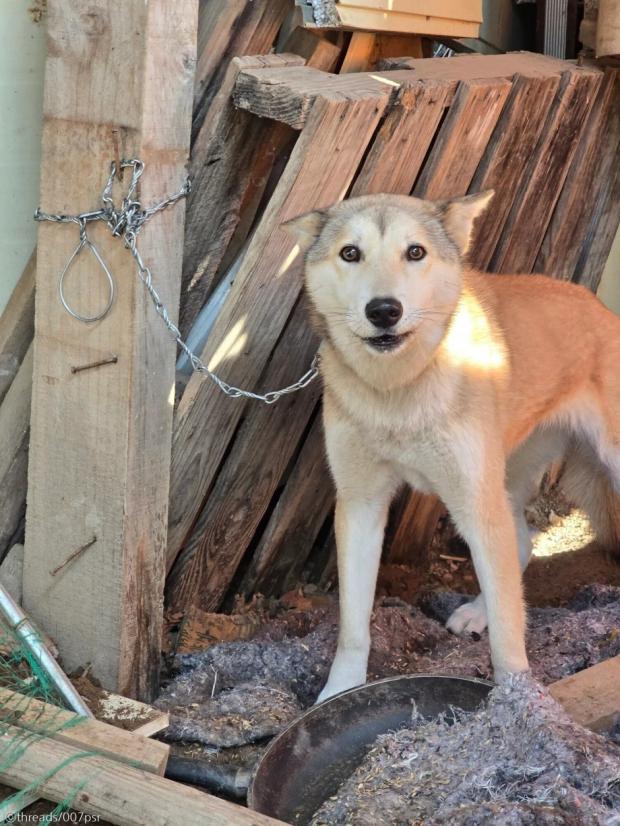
[282,192,492,364]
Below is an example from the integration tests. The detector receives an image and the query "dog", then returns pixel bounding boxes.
[283,191,620,703]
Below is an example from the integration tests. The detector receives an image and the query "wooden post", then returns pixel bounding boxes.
[23,1,198,700]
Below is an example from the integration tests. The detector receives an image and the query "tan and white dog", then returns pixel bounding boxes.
[283,191,620,703]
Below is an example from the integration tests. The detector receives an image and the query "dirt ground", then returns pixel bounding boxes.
[378,486,620,610]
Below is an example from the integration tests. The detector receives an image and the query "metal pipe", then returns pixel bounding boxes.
[0,581,93,718]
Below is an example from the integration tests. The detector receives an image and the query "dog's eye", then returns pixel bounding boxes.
[407,244,426,261]
[340,245,361,263]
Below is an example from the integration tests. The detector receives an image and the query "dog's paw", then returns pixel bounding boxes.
[446,596,488,637]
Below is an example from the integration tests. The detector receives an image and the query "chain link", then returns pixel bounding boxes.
[35,159,319,404]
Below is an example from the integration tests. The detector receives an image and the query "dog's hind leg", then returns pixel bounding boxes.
[561,439,620,557]
[447,426,567,637]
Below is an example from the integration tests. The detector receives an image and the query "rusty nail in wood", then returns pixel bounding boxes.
[71,355,118,374]
[50,536,97,577]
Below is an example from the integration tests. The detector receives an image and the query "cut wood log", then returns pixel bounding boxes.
[0,345,31,564]
[0,251,35,406]
[167,83,391,575]
[23,0,198,701]
[176,606,265,655]
[550,657,620,732]
[414,78,511,198]
[0,688,169,775]
[0,723,283,826]
[491,68,602,273]
[535,69,620,280]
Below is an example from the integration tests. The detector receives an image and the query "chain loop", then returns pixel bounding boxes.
[35,159,319,404]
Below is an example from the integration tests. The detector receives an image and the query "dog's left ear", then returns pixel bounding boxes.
[438,191,494,256]
[281,210,327,252]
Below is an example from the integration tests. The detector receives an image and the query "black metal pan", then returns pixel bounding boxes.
[248,674,493,824]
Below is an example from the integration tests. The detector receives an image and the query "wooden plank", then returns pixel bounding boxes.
[167,87,391,574]
[0,724,283,826]
[233,53,573,129]
[414,78,511,199]
[0,688,169,775]
[352,80,456,196]
[469,73,561,270]
[373,33,425,62]
[167,302,321,611]
[0,345,31,562]
[335,6,481,37]
[491,68,602,274]
[340,32,377,72]
[337,0,483,22]
[182,54,304,339]
[0,251,35,406]
[239,413,334,599]
[549,657,620,732]
[385,491,445,565]
[23,0,198,701]
[93,691,170,738]
[192,0,289,138]
[281,28,343,71]
[535,70,620,280]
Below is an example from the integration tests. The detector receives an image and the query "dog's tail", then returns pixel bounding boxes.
[560,441,620,559]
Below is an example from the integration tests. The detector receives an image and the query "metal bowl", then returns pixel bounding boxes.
[248,674,493,824]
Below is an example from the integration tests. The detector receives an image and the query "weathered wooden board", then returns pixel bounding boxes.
[167,301,321,611]
[0,687,169,775]
[23,0,198,700]
[0,724,284,826]
[239,413,334,598]
[192,0,289,139]
[491,68,602,274]
[0,346,31,563]
[233,52,575,129]
[168,85,391,575]
[0,251,35,406]
[182,54,303,339]
[469,73,561,270]
[535,70,620,280]
[414,78,511,198]
[550,657,620,732]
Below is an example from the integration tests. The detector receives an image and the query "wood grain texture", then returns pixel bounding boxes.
[414,78,511,199]
[0,251,35,406]
[352,80,456,196]
[535,70,620,280]
[168,89,390,575]
[23,0,198,700]
[385,491,445,566]
[335,6,480,37]
[469,73,561,270]
[182,54,303,339]
[0,687,169,775]
[549,657,620,732]
[233,53,574,129]
[0,345,31,563]
[239,413,334,599]
[0,724,283,826]
[167,302,321,612]
[192,0,289,140]
[491,68,603,274]
[340,32,377,72]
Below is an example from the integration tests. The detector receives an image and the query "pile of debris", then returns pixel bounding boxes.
[156,585,620,757]
[312,673,620,825]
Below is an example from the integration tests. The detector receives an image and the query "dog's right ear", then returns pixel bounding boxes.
[281,210,327,252]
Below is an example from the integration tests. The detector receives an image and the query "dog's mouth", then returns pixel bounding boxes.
[362,331,411,352]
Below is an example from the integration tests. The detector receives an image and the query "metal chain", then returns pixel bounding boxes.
[35,159,319,404]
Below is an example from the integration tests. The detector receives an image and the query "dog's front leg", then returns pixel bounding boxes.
[317,409,397,703]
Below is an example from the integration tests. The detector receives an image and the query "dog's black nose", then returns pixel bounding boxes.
[365,297,403,328]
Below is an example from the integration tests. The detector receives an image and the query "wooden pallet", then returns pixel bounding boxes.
[166,54,620,614]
